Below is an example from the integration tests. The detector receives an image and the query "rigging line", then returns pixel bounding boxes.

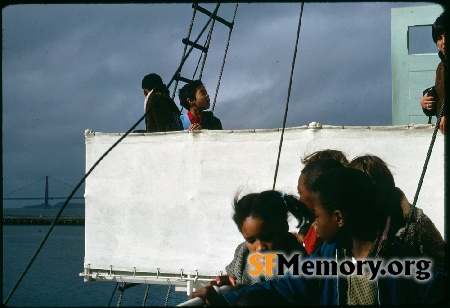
[192,3,220,80]
[168,3,220,92]
[107,282,119,307]
[164,280,172,307]
[172,3,198,100]
[2,6,221,306]
[212,3,238,113]
[3,176,46,197]
[116,281,126,307]
[198,4,218,80]
[142,284,151,307]
[402,98,446,238]
[272,2,305,190]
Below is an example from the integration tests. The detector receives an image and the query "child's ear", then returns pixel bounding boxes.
[187,97,195,106]
[334,210,345,227]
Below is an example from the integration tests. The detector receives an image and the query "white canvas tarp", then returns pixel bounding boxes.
[83,124,444,285]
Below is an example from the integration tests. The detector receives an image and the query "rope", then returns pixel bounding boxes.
[272,2,305,190]
[403,98,446,237]
[172,3,198,100]
[107,282,119,307]
[116,281,126,307]
[212,3,238,113]
[2,6,220,307]
[198,5,218,80]
[142,284,151,307]
[164,279,172,307]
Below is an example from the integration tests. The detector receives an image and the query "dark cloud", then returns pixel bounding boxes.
[2,2,437,206]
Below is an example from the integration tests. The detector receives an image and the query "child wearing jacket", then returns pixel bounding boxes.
[189,167,445,305]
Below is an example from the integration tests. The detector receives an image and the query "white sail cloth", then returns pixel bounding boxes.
[83,124,444,284]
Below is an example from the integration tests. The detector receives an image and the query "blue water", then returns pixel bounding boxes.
[2,225,190,307]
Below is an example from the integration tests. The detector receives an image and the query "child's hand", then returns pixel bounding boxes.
[189,285,229,306]
[208,275,237,288]
[188,123,202,131]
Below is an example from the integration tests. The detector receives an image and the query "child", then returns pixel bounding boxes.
[141,73,181,132]
[348,154,446,271]
[178,79,223,131]
[211,190,309,288]
[297,157,345,254]
[190,168,444,305]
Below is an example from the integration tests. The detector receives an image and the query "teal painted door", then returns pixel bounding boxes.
[391,4,443,125]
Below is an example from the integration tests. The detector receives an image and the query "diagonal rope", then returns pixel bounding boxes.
[107,282,119,307]
[211,3,238,113]
[172,3,198,100]
[142,284,151,307]
[2,5,221,307]
[164,280,172,306]
[402,98,446,237]
[198,4,218,80]
[273,2,305,190]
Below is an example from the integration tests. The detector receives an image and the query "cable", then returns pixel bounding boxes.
[273,2,305,190]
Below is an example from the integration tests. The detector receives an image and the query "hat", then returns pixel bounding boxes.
[142,73,163,90]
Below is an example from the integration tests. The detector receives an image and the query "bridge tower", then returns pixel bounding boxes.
[44,176,49,209]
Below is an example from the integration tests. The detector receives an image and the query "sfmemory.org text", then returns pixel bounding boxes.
[249,253,432,281]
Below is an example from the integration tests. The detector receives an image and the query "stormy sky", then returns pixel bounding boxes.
[2,2,442,208]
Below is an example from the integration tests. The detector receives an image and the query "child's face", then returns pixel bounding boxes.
[192,85,210,110]
[241,217,285,253]
[311,193,340,243]
[436,34,445,55]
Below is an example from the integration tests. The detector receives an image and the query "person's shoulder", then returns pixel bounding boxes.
[309,242,336,259]
[202,110,218,118]
[383,238,424,259]
[201,111,223,129]
[234,241,249,254]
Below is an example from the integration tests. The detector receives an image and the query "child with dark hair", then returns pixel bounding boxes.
[178,79,222,131]
[209,190,309,289]
[301,149,349,166]
[297,158,345,254]
[348,154,446,271]
[189,168,444,305]
[141,73,181,132]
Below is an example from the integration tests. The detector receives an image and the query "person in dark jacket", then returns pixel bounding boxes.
[142,73,181,132]
[419,11,446,134]
[348,154,446,271]
[178,79,222,131]
[188,168,445,306]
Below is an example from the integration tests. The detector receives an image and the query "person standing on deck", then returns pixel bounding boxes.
[419,11,447,134]
[142,73,181,132]
[178,79,223,131]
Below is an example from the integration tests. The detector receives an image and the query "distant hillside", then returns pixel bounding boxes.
[23,202,84,209]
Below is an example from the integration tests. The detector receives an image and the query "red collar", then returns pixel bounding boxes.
[188,111,203,124]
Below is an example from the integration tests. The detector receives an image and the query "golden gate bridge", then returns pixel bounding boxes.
[3,176,84,209]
